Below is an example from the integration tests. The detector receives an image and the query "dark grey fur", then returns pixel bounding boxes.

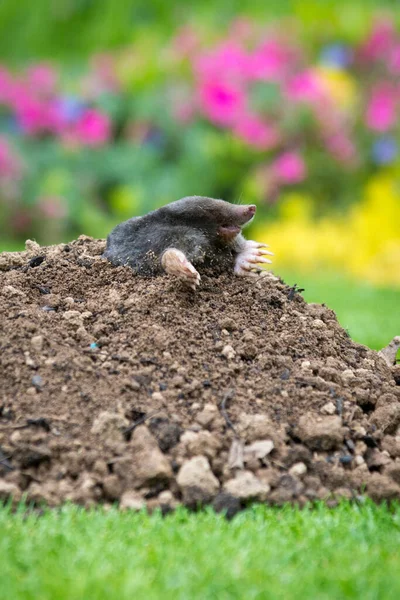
[103,196,251,276]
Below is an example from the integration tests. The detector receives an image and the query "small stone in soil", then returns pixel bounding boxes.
[31,375,43,390]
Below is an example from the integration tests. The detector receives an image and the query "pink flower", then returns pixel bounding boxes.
[14,97,47,134]
[198,80,246,126]
[233,113,280,150]
[359,19,395,62]
[249,40,295,81]
[5,77,29,110]
[73,109,111,145]
[26,64,58,97]
[272,151,306,184]
[194,42,249,82]
[366,84,396,132]
[285,70,325,104]
[14,95,66,135]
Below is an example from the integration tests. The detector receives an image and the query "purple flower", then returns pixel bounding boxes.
[319,44,353,69]
[56,97,86,124]
[371,137,398,165]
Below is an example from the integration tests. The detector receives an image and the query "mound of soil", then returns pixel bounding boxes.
[1,236,400,514]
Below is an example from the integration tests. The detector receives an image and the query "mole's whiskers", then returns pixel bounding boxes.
[234,192,244,205]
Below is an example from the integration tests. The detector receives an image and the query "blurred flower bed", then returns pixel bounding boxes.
[0,14,400,285]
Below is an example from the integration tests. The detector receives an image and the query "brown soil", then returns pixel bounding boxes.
[1,236,400,514]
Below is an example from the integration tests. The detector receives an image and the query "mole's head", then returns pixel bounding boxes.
[160,196,257,243]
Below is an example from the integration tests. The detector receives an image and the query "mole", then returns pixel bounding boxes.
[103,195,273,290]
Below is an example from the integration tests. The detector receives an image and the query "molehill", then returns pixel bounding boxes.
[1,236,400,515]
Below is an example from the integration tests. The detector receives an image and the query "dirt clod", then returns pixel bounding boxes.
[296,414,345,451]
[1,237,400,510]
[177,456,220,506]
[224,470,270,501]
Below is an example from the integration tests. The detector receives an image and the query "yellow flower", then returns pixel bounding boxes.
[253,174,400,287]
[315,66,357,109]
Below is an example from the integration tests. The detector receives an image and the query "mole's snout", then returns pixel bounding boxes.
[237,204,256,225]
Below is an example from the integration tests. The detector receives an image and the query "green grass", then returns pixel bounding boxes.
[1,502,400,600]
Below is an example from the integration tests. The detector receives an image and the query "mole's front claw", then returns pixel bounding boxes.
[161,248,201,290]
[234,239,273,277]
[246,241,274,256]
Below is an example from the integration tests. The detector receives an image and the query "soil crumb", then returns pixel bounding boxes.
[1,236,399,513]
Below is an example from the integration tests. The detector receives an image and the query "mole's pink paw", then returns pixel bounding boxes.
[234,240,273,277]
[161,248,201,290]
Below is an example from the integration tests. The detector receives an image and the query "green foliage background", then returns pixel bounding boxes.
[1,0,400,278]
[0,0,399,62]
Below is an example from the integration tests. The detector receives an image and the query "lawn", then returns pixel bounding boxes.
[1,502,400,600]
[1,274,399,599]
